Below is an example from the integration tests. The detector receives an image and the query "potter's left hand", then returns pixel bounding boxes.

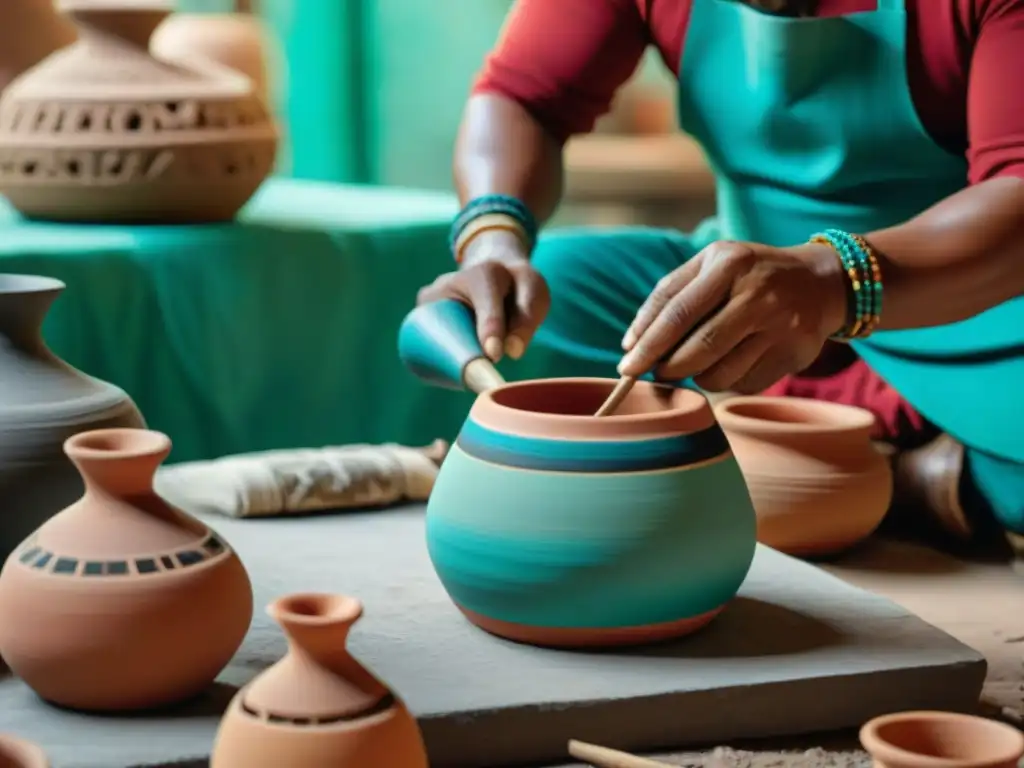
[618,240,848,393]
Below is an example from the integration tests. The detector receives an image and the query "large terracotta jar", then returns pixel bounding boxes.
[211,593,429,768]
[0,734,48,768]
[0,428,253,711]
[0,0,76,95]
[0,274,144,566]
[426,377,758,647]
[715,396,893,558]
[860,711,1024,768]
[0,0,278,223]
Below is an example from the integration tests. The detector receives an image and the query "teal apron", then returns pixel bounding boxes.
[518,0,1024,531]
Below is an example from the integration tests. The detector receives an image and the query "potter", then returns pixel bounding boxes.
[416,0,1024,552]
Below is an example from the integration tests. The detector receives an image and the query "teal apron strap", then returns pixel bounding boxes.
[874,0,905,10]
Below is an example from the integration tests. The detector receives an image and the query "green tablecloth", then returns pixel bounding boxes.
[0,178,481,463]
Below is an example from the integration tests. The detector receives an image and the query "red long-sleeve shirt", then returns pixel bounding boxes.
[475,0,1024,185]
[473,0,1024,443]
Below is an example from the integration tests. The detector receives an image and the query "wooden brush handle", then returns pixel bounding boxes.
[568,740,674,768]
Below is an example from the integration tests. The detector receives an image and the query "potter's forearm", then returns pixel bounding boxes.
[454,94,564,223]
[866,177,1024,330]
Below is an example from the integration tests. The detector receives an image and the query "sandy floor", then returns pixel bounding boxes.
[550,537,1023,767]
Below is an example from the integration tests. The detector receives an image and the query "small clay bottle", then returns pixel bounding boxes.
[0,428,253,711]
[0,734,48,768]
[211,593,429,768]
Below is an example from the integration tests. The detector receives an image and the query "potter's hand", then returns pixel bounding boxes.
[618,240,847,393]
[418,230,550,363]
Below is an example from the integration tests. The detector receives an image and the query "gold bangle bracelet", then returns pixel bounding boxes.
[454,213,529,264]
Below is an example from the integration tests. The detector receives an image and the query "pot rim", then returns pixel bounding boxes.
[472,377,716,441]
[0,274,65,296]
[859,711,1024,768]
[715,395,875,437]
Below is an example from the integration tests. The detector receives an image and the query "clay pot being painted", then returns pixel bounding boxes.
[0,0,76,95]
[860,711,1024,768]
[0,0,278,224]
[0,428,253,711]
[426,377,758,647]
[151,12,276,103]
[0,734,48,768]
[715,396,893,558]
[211,593,429,768]
[0,274,144,566]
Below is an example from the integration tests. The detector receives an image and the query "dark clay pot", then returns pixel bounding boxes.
[0,274,144,562]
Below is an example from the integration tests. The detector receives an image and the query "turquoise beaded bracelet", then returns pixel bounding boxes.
[449,194,538,261]
[809,229,883,340]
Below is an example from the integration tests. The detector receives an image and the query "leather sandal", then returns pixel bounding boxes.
[891,434,974,541]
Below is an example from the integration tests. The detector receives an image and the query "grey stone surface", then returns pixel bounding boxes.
[0,505,986,768]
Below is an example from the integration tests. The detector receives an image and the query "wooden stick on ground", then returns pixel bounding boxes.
[568,739,675,768]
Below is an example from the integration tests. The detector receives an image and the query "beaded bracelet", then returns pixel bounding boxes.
[809,229,884,340]
[449,194,538,263]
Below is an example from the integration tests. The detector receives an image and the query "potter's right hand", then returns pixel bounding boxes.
[417,230,550,363]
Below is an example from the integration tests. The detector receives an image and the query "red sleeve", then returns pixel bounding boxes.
[472,0,649,142]
[966,0,1024,182]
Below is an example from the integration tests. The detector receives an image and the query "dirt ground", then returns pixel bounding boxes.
[552,536,1023,767]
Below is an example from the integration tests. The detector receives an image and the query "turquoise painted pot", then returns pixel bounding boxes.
[425,377,758,648]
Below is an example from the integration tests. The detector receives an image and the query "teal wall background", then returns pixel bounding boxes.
[173,0,512,189]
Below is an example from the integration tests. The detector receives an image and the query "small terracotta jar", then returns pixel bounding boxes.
[715,396,893,558]
[151,12,275,103]
[211,593,429,768]
[0,734,48,768]
[860,711,1024,768]
[0,428,253,712]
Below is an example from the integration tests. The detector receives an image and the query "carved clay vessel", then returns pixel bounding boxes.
[0,428,253,711]
[151,10,275,103]
[0,734,48,768]
[0,0,278,223]
[211,593,429,768]
[715,396,893,558]
[0,0,76,95]
[0,274,144,566]
[860,711,1024,768]
[400,300,757,647]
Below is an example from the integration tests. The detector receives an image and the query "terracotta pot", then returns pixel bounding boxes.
[0,274,144,565]
[151,13,274,103]
[211,593,429,768]
[860,711,1024,768]
[0,0,278,224]
[0,0,76,95]
[715,396,893,558]
[0,428,253,711]
[426,378,758,647]
[0,734,48,768]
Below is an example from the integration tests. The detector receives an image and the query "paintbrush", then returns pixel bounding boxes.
[568,739,676,767]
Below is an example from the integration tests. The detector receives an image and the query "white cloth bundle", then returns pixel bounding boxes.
[155,440,448,519]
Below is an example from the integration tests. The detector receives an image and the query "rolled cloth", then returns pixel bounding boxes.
[154,440,449,519]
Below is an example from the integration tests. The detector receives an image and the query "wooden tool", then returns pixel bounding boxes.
[568,739,674,767]
[593,375,637,417]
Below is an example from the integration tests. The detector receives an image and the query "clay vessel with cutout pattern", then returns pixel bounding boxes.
[0,0,76,96]
[0,427,253,711]
[0,734,48,768]
[0,0,277,223]
[211,593,429,768]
